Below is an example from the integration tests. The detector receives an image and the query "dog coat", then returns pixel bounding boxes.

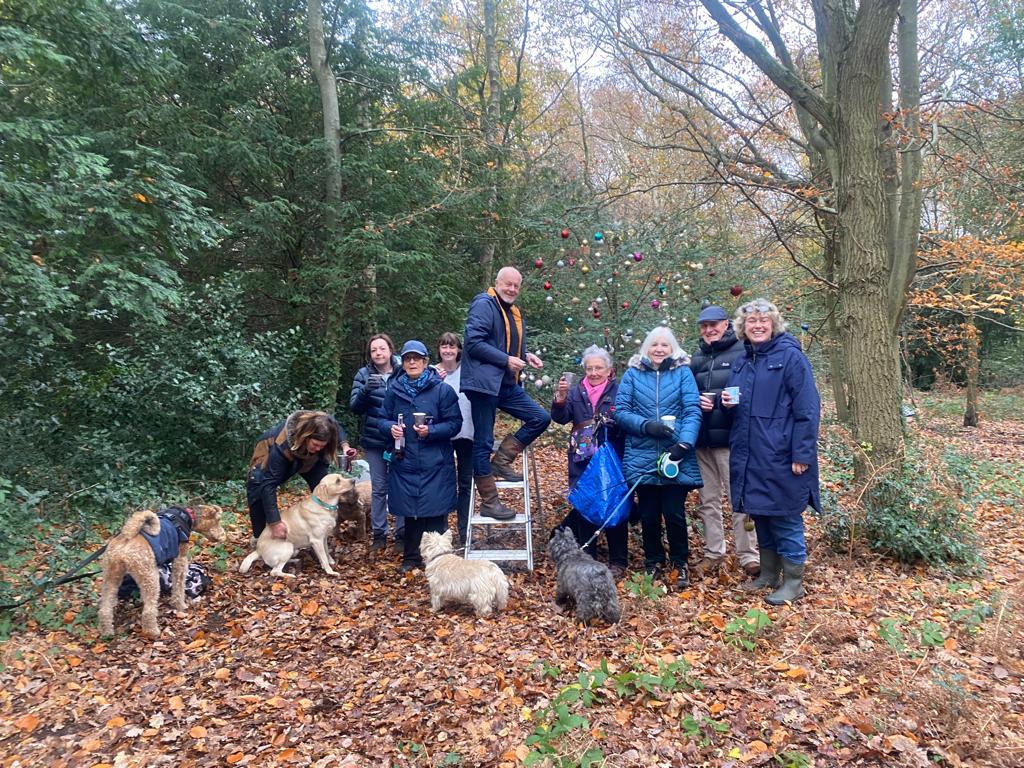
[141,506,194,565]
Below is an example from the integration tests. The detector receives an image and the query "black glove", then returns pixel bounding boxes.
[643,421,674,439]
[668,442,691,461]
[366,373,384,390]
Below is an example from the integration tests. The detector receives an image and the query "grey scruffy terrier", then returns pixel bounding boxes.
[547,527,622,624]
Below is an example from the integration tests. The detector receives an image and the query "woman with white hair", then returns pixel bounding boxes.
[550,345,628,578]
[614,326,703,586]
[723,299,820,604]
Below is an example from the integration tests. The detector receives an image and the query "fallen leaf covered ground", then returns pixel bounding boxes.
[1,402,1022,767]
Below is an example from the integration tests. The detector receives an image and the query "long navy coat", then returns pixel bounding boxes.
[614,354,703,488]
[462,290,529,396]
[379,369,461,519]
[727,332,821,517]
[550,378,625,487]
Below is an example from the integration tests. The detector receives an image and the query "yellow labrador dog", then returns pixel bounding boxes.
[239,474,356,578]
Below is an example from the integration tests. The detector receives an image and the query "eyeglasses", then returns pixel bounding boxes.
[584,365,608,372]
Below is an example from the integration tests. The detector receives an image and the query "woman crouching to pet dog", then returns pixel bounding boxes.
[380,340,463,572]
[614,326,703,587]
[550,345,628,580]
[246,410,356,541]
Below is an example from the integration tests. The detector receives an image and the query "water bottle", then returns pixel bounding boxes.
[394,413,405,460]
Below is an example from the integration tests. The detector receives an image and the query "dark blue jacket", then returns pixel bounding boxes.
[349,355,401,450]
[462,290,529,395]
[246,411,345,525]
[689,327,743,449]
[142,517,189,566]
[379,368,462,519]
[727,333,821,517]
[614,354,703,488]
[550,378,625,487]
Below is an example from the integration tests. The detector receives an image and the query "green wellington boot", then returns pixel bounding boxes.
[765,558,806,605]
[740,549,782,592]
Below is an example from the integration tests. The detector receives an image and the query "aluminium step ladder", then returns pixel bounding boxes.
[464,446,541,570]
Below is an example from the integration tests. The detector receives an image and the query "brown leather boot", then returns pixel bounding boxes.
[475,475,516,520]
[490,435,526,482]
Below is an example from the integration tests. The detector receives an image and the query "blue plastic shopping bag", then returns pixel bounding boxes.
[567,442,631,528]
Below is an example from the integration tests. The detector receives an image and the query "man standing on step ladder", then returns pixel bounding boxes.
[462,266,552,520]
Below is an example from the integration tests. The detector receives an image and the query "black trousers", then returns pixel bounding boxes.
[636,484,692,570]
[402,514,449,567]
[554,509,628,569]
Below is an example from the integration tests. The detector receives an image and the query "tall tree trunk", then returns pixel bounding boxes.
[963,318,980,427]
[479,0,501,287]
[833,0,905,474]
[307,0,345,409]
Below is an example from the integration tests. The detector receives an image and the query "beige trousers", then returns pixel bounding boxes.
[695,447,759,567]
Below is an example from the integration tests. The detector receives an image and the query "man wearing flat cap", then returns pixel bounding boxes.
[688,305,760,578]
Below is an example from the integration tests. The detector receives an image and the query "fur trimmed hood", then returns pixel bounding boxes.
[626,350,691,370]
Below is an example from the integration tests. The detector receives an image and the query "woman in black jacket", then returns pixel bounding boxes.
[349,333,402,551]
[246,410,355,540]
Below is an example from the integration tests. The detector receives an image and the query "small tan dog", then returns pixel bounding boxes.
[335,478,370,545]
[239,474,355,578]
[98,505,225,638]
[419,529,509,617]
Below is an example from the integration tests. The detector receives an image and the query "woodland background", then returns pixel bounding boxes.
[1,0,1023,765]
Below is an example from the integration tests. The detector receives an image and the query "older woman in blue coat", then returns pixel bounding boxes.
[723,299,820,604]
[379,340,462,571]
[615,326,703,586]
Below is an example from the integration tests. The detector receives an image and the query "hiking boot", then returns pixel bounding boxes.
[766,558,805,605]
[740,549,782,591]
[475,475,516,520]
[490,435,526,482]
[370,536,386,553]
[741,561,762,578]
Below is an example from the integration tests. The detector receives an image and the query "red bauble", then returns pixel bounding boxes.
[534,258,544,269]
[560,228,570,239]
[568,258,577,267]
[651,299,661,309]
[785,305,793,311]
[544,281,552,290]
[621,301,629,309]
[730,285,744,297]
[593,310,601,319]
[654,275,662,284]
[708,271,716,277]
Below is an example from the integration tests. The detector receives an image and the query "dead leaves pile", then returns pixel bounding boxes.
[1,417,1023,767]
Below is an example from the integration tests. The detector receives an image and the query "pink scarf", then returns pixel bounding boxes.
[581,377,609,414]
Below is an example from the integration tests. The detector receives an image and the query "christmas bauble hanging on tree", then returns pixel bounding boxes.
[730,285,744,297]
[544,281,552,290]
[556,260,565,268]
[651,299,661,309]
[633,252,644,262]
[581,264,590,274]
[622,301,630,309]
[594,231,603,242]
[560,228,570,239]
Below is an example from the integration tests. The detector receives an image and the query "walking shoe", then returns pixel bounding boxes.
[609,564,626,581]
[370,536,387,553]
[742,562,762,578]
[490,435,526,482]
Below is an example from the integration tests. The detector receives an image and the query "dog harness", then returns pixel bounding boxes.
[141,506,195,566]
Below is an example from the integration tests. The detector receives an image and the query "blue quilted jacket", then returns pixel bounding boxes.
[614,354,703,488]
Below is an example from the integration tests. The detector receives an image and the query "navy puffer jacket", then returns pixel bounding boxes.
[727,333,821,517]
[349,355,401,450]
[688,327,743,449]
[550,378,625,487]
[614,354,703,488]
[379,368,462,519]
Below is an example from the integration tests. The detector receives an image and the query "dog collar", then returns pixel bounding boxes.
[311,495,338,512]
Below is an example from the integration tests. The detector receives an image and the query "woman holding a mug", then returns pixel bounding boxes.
[722,299,820,604]
[379,340,462,572]
[550,345,628,578]
[350,333,403,552]
[614,327,703,585]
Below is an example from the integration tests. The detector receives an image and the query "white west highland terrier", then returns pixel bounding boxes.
[419,530,509,617]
